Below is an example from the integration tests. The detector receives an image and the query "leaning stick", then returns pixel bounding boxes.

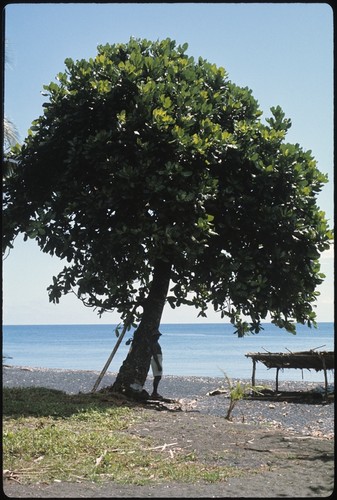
[91,316,133,393]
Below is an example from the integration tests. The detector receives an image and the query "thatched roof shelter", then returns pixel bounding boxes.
[245,350,334,396]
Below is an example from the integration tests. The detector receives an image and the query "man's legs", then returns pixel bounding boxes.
[150,355,163,398]
[152,375,162,398]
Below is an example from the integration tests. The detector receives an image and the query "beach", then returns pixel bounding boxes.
[2,365,334,436]
[3,365,334,498]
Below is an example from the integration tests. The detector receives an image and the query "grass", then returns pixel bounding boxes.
[3,387,243,485]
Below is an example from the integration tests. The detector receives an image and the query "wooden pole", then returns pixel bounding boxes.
[321,356,328,399]
[91,317,132,393]
[275,367,280,392]
[252,359,256,387]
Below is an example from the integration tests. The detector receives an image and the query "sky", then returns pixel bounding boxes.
[2,2,334,325]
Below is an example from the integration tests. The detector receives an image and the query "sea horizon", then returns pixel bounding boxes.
[2,321,335,335]
[3,322,334,383]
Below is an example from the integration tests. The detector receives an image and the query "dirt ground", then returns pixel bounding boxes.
[3,402,334,498]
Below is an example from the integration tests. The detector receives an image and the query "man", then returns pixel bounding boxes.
[150,330,163,399]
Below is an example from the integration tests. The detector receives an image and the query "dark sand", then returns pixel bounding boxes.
[2,366,334,498]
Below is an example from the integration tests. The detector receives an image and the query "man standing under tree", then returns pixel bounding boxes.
[128,330,163,400]
[150,331,163,400]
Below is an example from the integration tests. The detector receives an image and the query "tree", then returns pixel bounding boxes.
[3,40,20,178]
[3,116,19,151]
[3,38,332,397]
[3,117,19,179]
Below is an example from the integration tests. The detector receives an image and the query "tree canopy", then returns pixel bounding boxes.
[3,37,332,337]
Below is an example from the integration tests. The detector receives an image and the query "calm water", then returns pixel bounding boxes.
[2,323,335,383]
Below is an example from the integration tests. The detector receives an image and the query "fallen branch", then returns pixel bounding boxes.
[144,442,178,451]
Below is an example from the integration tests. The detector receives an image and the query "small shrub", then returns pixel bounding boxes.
[222,372,266,421]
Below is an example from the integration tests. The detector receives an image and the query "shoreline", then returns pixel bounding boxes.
[3,365,334,438]
[3,363,333,391]
[3,362,334,387]
[3,363,333,392]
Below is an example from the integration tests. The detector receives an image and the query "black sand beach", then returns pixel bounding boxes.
[2,365,334,435]
[2,365,334,498]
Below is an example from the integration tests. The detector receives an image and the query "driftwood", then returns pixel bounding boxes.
[207,388,228,396]
[245,350,334,396]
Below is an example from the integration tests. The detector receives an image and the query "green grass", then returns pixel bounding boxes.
[3,387,245,485]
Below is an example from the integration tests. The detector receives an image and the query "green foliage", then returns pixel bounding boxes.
[3,37,332,334]
[222,373,266,421]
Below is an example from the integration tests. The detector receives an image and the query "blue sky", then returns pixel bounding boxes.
[3,2,334,324]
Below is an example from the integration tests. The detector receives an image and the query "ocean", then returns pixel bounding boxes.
[2,322,334,383]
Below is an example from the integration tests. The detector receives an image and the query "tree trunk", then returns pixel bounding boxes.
[109,258,172,397]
